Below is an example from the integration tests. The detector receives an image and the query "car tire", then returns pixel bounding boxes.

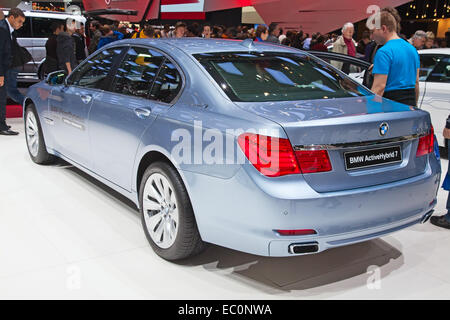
[24,105,55,165]
[139,161,206,260]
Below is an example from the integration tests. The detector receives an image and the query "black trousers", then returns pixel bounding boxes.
[447,147,450,213]
[0,83,8,131]
[383,89,416,107]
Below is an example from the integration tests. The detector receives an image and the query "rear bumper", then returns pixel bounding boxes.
[182,154,441,257]
[269,207,435,256]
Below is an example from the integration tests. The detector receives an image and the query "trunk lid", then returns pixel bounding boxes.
[235,96,432,192]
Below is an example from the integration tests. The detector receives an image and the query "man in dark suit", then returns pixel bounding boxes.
[0,8,25,135]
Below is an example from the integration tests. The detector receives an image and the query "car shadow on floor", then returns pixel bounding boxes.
[176,240,403,295]
[59,158,404,295]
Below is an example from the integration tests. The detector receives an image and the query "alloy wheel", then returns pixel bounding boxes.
[142,173,179,249]
[26,111,39,158]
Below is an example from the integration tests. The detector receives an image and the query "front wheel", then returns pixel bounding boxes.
[139,162,205,260]
[24,105,54,164]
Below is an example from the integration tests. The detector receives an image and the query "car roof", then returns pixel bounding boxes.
[118,38,300,55]
[2,10,86,22]
[418,48,450,55]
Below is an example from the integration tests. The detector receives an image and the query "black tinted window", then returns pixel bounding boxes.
[426,57,450,83]
[420,55,442,81]
[150,61,183,103]
[32,17,54,38]
[67,47,123,88]
[111,47,164,98]
[195,52,371,102]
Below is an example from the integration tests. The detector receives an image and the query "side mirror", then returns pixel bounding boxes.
[45,70,67,85]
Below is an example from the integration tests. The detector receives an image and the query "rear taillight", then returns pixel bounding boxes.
[276,229,317,236]
[295,150,333,174]
[237,133,332,176]
[237,133,300,177]
[416,126,434,157]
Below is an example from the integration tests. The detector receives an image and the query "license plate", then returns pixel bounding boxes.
[344,146,402,170]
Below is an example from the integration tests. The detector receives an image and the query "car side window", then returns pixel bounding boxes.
[67,48,122,89]
[150,60,183,104]
[426,57,450,83]
[420,55,441,81]
[32,17,55,38]
[111,47,164,98]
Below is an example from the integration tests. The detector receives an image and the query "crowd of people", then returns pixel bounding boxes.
[84,19,448,55]
[30,8,449,78]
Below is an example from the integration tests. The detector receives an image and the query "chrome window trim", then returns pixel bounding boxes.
[294,133,429,151]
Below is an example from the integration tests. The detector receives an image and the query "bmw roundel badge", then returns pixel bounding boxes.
[379,122,389,136]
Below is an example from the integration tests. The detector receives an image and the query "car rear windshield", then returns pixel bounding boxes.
[194,52,371,102]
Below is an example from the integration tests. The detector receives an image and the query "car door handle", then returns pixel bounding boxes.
[80,94,92,104]
[134,108,152,118]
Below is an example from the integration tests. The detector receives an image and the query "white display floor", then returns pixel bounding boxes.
[1,118,450,299]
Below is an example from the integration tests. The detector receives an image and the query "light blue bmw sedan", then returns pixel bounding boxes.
[24,38,441,260]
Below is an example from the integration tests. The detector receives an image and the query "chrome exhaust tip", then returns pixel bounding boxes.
[289,242,319,255]
[421,210,434,224]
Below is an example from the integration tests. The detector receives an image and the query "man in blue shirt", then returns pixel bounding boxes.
[371,10,420,106]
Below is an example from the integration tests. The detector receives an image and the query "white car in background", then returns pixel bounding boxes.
[1,9,86,82]
[310,49,450,155]
[418,48,450,152]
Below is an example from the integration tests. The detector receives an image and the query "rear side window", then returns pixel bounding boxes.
[150,60,183,103]
[111,47,164,98]
[195,52,371,102]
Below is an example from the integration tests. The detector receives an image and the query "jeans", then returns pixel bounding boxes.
[6,67,24,106]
